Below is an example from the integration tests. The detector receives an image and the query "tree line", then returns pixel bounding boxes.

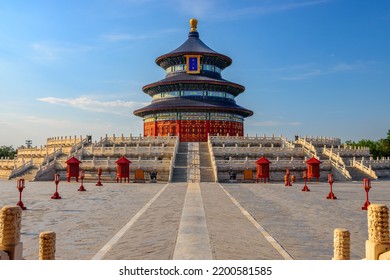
[0,146,17,159]
[345,130,390,159]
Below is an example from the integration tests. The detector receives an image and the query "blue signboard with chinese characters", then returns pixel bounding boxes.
[186,55,201,74]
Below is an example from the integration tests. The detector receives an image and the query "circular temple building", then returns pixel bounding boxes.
[133,19,253,142]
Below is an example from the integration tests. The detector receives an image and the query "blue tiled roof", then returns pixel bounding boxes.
[133,96,253,118]
[142,73,245,96]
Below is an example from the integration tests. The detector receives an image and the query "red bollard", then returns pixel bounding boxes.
[284,168,292,186]
[51,173,62,199]
[302,170,310,192]
[326,173,337,199]
[96,167,103,186]
[361,178,371,210]
[78,170,86,191]
[16,178,27,210]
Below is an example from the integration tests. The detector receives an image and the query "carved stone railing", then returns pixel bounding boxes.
[356,157,390,168]
[83,145,174,157]
[33,160,57,181]
[352,157,378,180]
[101,134,178,146]
[208,134,218,182]
[322,146,345,166]
[298,135,341,147]
[0,158,18,169]
[210,134,284,146]
[280,136,295,149]
[168,135,179,182]
[69,137,89,155]
[322,146,352,180]
[216,158,331,171]
[324,145,371,157]
[41,147,63,166]
[212,146,304,158]
[56,157,172,170]
[9,159,34,179]
[296,138,318,158]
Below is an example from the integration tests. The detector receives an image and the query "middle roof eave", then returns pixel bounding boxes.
[142,73,245,96]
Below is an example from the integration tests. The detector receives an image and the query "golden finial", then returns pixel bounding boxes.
[190,18,198,32]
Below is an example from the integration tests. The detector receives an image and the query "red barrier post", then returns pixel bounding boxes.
[302,170,310,192]
[51,174,62,199]
[96,167,103,186]
[78,170,86,191]
[16,178,27,210]
[361,178,371,210]
[327,173,337,199]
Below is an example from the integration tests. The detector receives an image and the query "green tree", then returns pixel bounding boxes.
[345,130,390,159]
[0,145,17,159]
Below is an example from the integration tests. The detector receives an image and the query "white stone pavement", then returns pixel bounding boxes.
[0,179,389,260]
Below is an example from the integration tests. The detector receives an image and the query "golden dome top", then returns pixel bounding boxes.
[190,18,198,32]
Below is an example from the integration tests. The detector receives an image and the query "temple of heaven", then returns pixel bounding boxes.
[133,18,253,142]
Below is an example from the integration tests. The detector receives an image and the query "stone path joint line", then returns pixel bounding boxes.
[173,182,213,260]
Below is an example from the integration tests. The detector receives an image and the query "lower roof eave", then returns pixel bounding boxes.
[133,106,253,118]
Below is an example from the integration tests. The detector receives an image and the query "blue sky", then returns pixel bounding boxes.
[0,0,389,147]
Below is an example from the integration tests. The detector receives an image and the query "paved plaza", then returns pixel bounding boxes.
[0,178,389,260]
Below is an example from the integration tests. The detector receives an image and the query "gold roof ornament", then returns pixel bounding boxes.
[190,18,198,32]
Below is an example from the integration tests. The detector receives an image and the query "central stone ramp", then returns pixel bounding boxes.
[173,182,213,259]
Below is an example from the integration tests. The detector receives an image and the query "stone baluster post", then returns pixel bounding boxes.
[0,206,23,259]
[332,228,350,260]
[39,231,56,260]
[365,204,390,260]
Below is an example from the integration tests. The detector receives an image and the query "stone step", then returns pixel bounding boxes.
[346,166,371,181]
[199,143,215,182]
[200,168,215,182]
[172,168,187,182]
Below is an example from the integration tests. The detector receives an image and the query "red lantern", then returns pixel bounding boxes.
[361,178,371,210]
[78,170,86,191]
[284,168,292,187]
[326,173,337,199]
[16,178,27,210]
[96,167,103,186]
[302,170,310,192]
[51,173,62,199]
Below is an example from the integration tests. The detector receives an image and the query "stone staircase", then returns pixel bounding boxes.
[199,143,215,182]
[346,166,371,181]
[10,166,39,181]
[171,142,188,182]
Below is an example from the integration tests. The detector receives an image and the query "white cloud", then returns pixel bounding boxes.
[101,28,181,43]
[274,61,364,81]
[37,96,148,116]
[31,42,92,61]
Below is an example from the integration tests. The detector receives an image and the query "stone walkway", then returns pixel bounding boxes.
[0,179,389,260]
